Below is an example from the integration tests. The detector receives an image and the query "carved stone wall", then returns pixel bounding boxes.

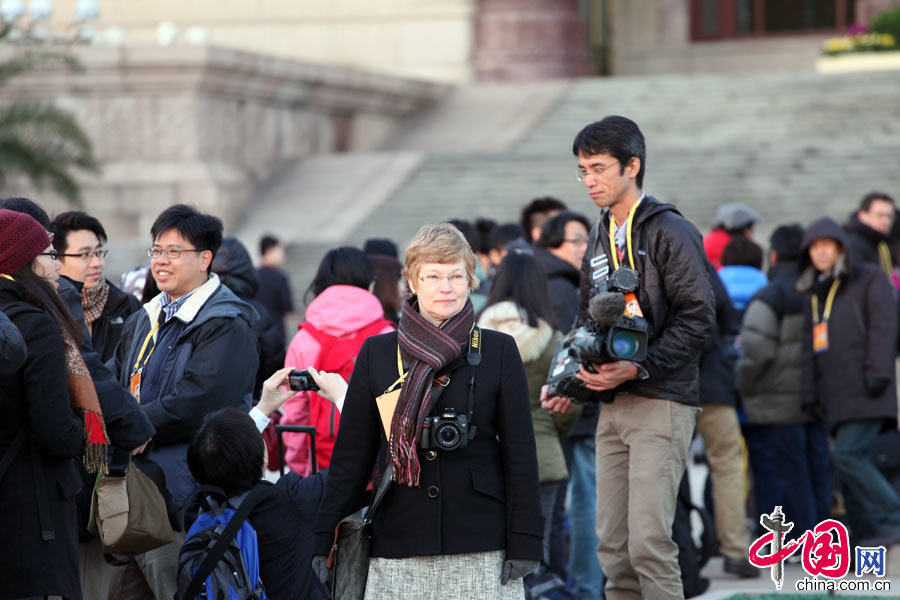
[0,44,442,273]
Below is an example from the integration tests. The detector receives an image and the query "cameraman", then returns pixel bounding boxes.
[544,116,714,599]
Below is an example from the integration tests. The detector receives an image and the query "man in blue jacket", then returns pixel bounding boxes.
[111,204,259,600]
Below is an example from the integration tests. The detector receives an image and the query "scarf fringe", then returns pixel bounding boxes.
[82,409,109,474]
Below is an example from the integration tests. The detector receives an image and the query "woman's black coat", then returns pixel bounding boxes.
[314,329,544,562]
[0,282,85,600]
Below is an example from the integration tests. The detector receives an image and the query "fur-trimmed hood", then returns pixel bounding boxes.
[477,300,554,363]
[796,217,853,293]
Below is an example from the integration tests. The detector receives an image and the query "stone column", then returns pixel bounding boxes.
[473,0,593,80]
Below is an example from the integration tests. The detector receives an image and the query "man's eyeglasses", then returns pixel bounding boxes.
[59,249,108,261]
[564,237,589,247]
[575,160,619,182]
[147,247,204,260]
[39,250,59,260]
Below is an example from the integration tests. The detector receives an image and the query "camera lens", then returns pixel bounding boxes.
[436,424,461,450]
[610,330,641,359]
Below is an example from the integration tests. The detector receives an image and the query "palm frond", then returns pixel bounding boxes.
[0,102,98,168]
[0,133,87,205]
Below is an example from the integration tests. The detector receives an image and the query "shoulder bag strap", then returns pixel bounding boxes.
[364,463,394,526]
[0,425,27,482]
[181,480,270,600]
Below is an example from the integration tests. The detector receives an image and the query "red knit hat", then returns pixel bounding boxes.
[0,209,52,276]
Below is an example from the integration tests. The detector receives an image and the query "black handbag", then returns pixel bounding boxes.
[326,463,393,600]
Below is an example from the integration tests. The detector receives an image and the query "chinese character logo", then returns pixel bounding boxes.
[749,506,851,589]
[856,546,886,577]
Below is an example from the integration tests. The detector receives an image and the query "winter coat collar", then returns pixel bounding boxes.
[477,300,554,363]
[142,273,257,333]
[844,212,888,246]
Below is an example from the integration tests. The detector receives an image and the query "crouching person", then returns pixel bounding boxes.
[183,366,339,600]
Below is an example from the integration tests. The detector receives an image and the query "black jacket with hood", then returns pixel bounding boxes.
[533,245,581,334]
[579,195,715,405]
[797,217,898,434]
[212,238,286,398]
[844,212,893,272]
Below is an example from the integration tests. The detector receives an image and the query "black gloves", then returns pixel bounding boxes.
[500,559,540,585]
[865,376,890,398]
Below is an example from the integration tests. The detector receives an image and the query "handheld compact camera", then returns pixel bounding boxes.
[288,369,320,392]
[420,408,469,451]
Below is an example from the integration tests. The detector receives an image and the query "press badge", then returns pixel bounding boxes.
[623,292,644,318]
[812,322,829,354]
[129,368,143,403]
[376,388,401,438]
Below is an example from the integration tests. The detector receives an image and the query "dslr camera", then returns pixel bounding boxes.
[420,409,469,451]
[545,267,651,404]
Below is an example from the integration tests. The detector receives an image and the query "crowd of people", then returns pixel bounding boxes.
[0,114,899,600]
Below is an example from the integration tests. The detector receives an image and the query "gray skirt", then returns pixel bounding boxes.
[363,550,525,600]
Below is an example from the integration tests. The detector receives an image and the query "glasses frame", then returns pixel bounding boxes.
[417,273,469,287]
[59,249,109,261]
[39,250,59,260]
[575,160,620,182]
[147,247,204,260]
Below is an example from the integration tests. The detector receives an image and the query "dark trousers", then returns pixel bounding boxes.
[742,424,779,535]
[833,419,900,539]
[768,421,831,538]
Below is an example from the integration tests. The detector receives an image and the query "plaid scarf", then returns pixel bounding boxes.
[389,295,474,486]
[63,333,109,474]
[81,278,110,327]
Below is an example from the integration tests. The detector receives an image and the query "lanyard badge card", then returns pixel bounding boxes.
[375,348,407,438]
[811,280,839,355]
[130,321,160,402]
[608,197,645,319]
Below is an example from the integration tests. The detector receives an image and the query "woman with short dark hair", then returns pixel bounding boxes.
[478,253,581,593]
[282,247,394,476]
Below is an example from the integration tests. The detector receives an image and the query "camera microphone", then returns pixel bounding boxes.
[589,292,626,327]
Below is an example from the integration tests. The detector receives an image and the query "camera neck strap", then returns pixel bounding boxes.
[607,195,643,271]
[389,326,482,436]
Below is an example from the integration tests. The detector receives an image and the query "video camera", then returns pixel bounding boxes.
[545,267,651,404]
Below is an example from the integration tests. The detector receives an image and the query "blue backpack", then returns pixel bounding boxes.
[177,482,270,600]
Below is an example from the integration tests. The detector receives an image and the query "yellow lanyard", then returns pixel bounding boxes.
[608,196,643,271]
[132,321,161,372]
[812,279,840,324]
[385,346,408,393]
[877,241,893,278]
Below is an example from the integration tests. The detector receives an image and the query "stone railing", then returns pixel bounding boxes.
[0,44,443,273]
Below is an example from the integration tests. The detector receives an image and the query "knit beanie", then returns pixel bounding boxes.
[0,209,52,276]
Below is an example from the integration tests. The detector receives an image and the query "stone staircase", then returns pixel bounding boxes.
[244,70,900,314]
[350,70,900,250]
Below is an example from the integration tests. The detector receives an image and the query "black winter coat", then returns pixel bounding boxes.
[798,218,898,433]
[248,472,330,600]
[0,281,85,600]
[90,279,141,364]
[314,330,544,561]
[698,263,740,407]
[0,309,26,375]
[579,196,715,405]
[213,238,286,397]
[116,276,259,507]
[533,246,581,333]
[844,213,892,271]
[58,277,154,451]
